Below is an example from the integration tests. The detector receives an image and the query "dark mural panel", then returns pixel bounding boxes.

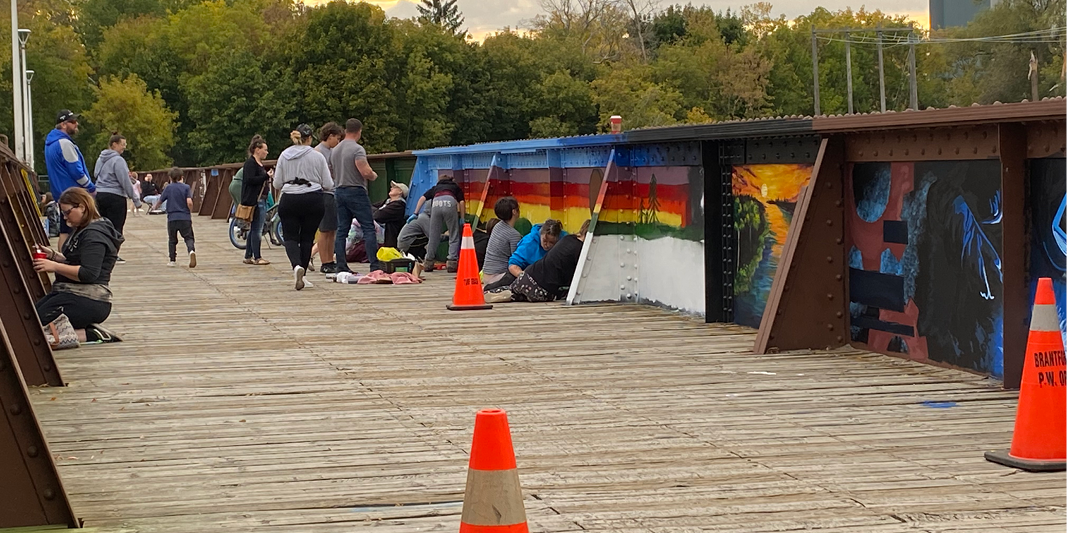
[1028,158,1067,347]
[847,160,1005,377]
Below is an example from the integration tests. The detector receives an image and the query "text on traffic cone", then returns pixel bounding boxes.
[985,277,1066,472]
[447,223,492,311]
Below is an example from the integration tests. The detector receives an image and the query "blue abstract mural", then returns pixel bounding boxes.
[1028,158,1067,346]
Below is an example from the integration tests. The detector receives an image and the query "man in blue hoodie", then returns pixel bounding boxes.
[45,109,95,249]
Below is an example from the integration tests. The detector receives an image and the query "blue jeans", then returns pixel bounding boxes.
[245,201,267,260]
[334,187,382,272]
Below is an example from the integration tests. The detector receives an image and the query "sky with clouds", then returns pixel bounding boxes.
[315,0,930,40]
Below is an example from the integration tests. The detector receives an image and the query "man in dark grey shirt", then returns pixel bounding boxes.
[314,122,343,274]
[330,118,382,273]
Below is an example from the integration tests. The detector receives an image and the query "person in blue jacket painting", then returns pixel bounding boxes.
[44,109,95,250]
[482,219,565,292]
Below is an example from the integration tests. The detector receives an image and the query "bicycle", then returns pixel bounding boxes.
[229,200,283,250]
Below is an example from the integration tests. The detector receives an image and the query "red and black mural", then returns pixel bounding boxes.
[847,160,1005,377]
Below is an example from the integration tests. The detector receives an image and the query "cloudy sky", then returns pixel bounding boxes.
[334,0,930,40]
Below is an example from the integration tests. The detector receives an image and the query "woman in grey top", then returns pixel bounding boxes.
[93,133,140,261]
[482,197,523,284]
[272,124,334,290]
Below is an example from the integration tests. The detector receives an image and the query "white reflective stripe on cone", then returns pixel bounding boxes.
[1031,303,1062,333]
[462,236,475,249]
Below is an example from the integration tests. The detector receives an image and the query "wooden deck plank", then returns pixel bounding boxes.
[23,215,1066,532]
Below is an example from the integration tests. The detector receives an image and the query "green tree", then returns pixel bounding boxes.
[77,0,169,51]
[291,1,401,153]
[0,0,94,173]
[529,70,598,137]
[416,0,465,36]
[750,7,915,116]
[184,51,296,165]
[591,65,683,129]
[83,75,178,170]
[935,0,1066,104]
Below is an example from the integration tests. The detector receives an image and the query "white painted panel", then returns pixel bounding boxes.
[636,237,704,315]
[571,234,704,316]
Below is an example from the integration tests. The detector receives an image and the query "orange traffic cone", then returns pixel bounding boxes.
[459,409,528,533]
[985,277,1066,472]
[447,223,492,311]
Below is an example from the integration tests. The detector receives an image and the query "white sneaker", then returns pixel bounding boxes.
[294,266,306,290]
[303,278,314,288]
[188,250,197,268]
[167,261,176,267]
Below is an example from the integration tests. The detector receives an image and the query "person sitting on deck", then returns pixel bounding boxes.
[485,219,588,303]
[482,218,565,292]
[372,181,409,249]
[33,187,124,343]
[481,196,522,285]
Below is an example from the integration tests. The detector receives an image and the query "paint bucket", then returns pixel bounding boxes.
[610,115,622,134]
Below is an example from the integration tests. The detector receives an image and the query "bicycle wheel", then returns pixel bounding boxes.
[229,217,248,250]
[269,218,283,247]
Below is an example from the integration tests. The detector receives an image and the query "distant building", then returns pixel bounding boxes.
[930,0,1001,29]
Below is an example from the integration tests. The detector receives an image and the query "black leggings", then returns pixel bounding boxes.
[96,192,128,238]
[36,292,112,329]
[279,191,325,270]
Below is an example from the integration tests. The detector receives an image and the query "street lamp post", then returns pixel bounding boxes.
[10,0,25,162]
[18,28,31,168]
[25,69,34,170]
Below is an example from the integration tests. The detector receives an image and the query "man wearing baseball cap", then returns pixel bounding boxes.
[45,109,95,248]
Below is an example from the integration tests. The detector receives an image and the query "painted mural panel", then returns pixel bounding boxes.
[847,160,1004,377]
[597,166,705,241]
[731,164,814,328]
[1028,158,1067,346]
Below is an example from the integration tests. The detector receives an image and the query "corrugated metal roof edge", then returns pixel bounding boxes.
[812,98,1065,132]
[412,117,814,156]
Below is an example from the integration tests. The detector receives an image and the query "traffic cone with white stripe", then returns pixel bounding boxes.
[447,223,492,311]
[985,277,1066,472]
[459,409,528,533]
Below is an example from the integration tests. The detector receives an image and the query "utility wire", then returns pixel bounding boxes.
[814,28,1063,46]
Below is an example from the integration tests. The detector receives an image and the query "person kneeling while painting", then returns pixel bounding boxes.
[485,219,588,303]
[482,218,565,292]
[33,188,124,343]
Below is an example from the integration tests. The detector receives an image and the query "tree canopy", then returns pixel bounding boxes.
[3,0,1063,173]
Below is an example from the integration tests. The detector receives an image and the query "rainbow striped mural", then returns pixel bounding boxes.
[452,165,701,238]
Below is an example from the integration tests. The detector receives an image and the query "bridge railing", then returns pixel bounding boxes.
[0,142,79,529]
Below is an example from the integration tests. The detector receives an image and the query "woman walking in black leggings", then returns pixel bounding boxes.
[93,133,140,263]
[272,124,334,290]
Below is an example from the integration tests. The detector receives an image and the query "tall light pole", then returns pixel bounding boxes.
[18,28,30,168]
[25,69,34,170]
[10,0,25,162]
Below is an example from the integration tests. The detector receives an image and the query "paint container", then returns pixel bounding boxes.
[610,115,622,134]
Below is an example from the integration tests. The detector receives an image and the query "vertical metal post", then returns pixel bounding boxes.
[1029,51,1039,101]
[877,29,886,112]
[811,26,821,116]
[10,0,25,162]
[908,31,919,110]
[24,70,33,170]
[18,30,30,168]
[844,29,853,114]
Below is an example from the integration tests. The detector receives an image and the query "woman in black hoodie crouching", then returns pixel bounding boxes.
[33,187,124,342]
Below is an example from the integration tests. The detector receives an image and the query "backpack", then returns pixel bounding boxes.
[228,168,244,206]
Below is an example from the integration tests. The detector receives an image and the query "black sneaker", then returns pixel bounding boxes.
[320,262,338,274]
[116,256,126,264]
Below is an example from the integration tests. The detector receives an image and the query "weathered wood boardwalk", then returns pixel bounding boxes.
[25,214,1066,532]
